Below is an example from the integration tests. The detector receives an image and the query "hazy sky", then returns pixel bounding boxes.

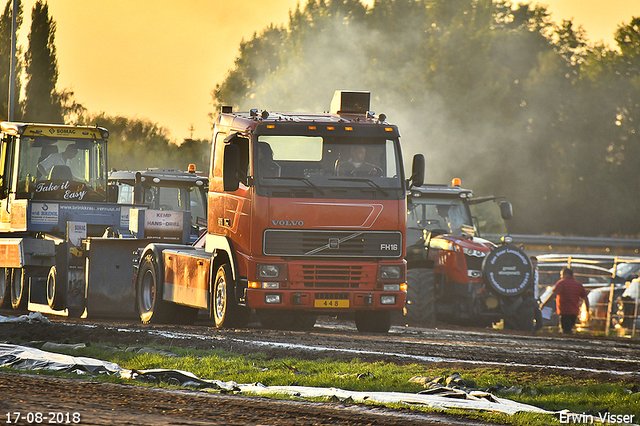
[17,0,640,141]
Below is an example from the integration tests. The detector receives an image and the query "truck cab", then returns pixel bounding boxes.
[108,167,208,242]
[134,91,425,332]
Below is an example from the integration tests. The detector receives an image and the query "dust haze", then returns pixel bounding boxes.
[217,1,636,236]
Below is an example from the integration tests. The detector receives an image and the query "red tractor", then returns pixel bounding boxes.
[405,179,540,331]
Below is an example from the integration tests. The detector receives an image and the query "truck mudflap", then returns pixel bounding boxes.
[246,289,406,312]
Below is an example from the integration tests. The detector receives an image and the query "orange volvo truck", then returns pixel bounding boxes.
[133,91,425,332]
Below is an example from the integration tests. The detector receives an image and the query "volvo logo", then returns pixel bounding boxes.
[329,238,339,249]
[271,220,304,226]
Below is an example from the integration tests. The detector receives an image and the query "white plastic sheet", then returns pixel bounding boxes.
[0,343,123,375]
[0,312,51,324]
[0,343,554,415]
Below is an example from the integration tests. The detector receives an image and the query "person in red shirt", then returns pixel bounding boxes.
[553,267,589,334]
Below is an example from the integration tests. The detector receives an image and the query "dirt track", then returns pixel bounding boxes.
[1,311,639,425]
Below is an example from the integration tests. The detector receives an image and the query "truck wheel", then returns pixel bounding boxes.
[404,268,436,327]
[0,268,10,308]
[136,253,174,324]
[11,268,28,310]
[212,263,245,328]
[355,310,391,333]
[46,266,66,311]
[504,300,538,332]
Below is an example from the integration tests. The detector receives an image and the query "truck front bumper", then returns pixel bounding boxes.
[247,289,406,312]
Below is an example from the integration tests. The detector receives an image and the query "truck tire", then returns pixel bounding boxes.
[355,310,391,333]
[504,298,538,332]
[46,266,66,311]
[404,268,436,327]
[0,268,10,308]
[136,253,175,324]
[212,263,246,328]
[11,268,28,310]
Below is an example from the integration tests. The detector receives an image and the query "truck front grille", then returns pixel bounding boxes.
[465,255,484,271]
[288,264,376,289]
[263,230,402,258]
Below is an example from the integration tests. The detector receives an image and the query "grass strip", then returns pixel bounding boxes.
[2,341,638,426]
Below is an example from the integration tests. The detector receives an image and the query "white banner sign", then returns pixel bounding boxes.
[30,203,59,225]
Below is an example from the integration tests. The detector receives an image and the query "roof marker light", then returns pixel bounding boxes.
[452,178,462,187]
[188,164,196,173]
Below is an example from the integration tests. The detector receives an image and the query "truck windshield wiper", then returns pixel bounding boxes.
[329,177,389,197]
[262,176,325,195]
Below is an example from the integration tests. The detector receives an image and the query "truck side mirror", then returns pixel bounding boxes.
[223,144,241,191]
[500,200,513,220]
[133,172,144,204]
[407,154,425,188]
[107,184,118,203]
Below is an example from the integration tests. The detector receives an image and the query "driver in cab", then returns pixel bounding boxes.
[436,204,465,236]
[37,144,78,178]
[336,146,383,177]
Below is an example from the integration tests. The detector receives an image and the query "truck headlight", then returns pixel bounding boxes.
[265,294,282,304]
[379,265,403,280]
[380,295,397,305]
[258,264,280,278]
[262,282,280,289]
[257,263,287,280]
[463,247,486,257]
[468,270,483,278]
[383,284,400,291]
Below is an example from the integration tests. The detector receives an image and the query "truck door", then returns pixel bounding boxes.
[0,135,16,232]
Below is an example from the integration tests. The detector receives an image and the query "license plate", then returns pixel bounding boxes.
[314,299,349,308]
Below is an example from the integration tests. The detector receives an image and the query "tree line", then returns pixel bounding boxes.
[211,0,640,238]
[0,0,210,173]
[2,0,638,237]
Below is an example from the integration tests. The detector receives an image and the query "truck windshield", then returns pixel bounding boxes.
[17,136,107,202]
[407,199,473,244]
[255,135,402,190]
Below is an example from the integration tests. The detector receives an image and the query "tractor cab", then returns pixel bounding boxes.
[0,122,108,204]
